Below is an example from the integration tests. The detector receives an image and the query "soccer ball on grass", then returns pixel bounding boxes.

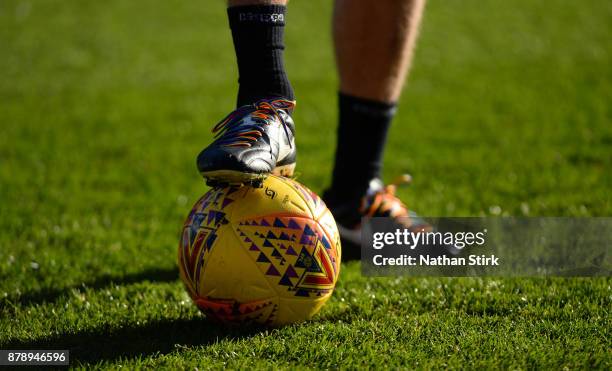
[178,175,341,326]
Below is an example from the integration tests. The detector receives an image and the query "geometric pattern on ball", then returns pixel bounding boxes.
[178,175,341,326]
[236,215,340,298]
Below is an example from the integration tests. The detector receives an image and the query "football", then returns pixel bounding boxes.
[178,175,341,326]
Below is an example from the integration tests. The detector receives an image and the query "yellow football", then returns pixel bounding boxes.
[178,175,341,326]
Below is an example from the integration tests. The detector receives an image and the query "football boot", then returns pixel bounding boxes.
[323,175,437,260]
[197,98,296,187]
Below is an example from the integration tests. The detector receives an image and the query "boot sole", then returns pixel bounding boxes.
[201,163,296,188]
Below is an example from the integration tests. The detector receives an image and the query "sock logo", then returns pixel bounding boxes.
[239,12,284,24]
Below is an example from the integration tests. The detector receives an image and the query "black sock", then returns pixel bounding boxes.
[227,5,294,107]
[328,93,397,201]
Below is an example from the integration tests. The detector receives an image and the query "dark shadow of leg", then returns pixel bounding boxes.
[1,317,264,366]
[1,267,179,309]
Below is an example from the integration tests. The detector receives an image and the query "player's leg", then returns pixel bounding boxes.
[334,0,424,103]
[197,0,296,187]
[228,0,294,107]
[324,0,429,250]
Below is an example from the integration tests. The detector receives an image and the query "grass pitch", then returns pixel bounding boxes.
[1,0,610,369]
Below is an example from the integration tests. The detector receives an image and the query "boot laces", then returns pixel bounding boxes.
[212,98,296,148]
[359,174,413,222]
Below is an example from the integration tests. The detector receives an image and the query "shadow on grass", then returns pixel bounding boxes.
[1,267,179,309]
[2,317,263,366]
